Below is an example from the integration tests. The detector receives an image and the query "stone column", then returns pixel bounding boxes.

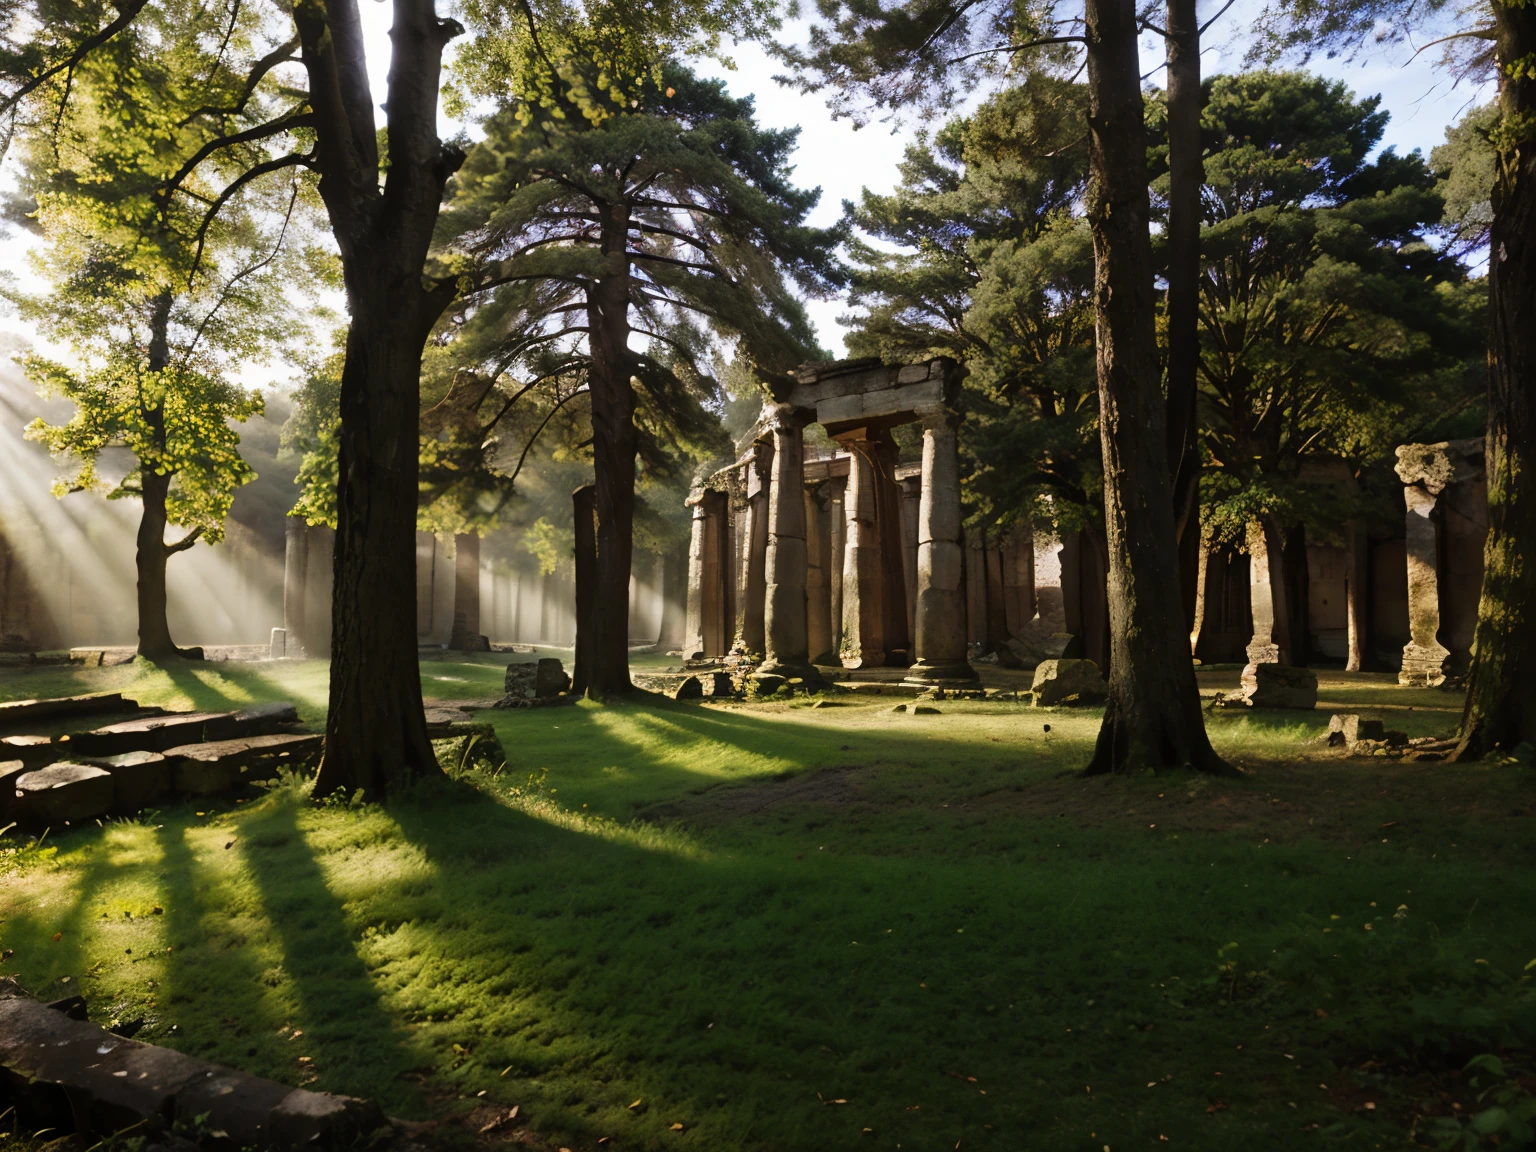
[682,489,709,659]
[805,483,834,665]
[1399,484,1450,685]
[907,413,976,683]
[759,405,818,680]
[1245,518,1291,666]
[839,437,885,668]
[741,443,771,654]
[826,474,847,659]
[1011,527,1073,666]
[1345,520,1369,672]
[898,473,921,644]
[1001,523,1034,640]
[280,514,307,657]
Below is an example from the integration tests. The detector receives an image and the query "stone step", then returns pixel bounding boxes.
[71,703,305,758]
[78,751,172,812]
[12,763,115,826]
[161,733,324,794]
[1,734,62,767]
[0,693,150,730]
[0,979,384,1148]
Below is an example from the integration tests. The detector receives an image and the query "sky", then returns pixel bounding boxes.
[0,1,1495,364]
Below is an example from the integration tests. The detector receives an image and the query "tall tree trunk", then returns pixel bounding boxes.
[1082,0,1232,776]
[296,0,463,796]
[135,291,201,662]
[1280,521,1311,666]
[584,203,638,699]
[571,483,596,696]
[1455,0,1536,758]
[1164,0,1204,633]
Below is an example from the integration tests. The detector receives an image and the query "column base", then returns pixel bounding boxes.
[754,659,827,686]
[904,659,979,686]
[1399,641,1450,687]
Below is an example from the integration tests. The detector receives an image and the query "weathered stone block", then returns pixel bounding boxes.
[0,760,24,824]
[14,763,114,825]
[81,751,170,811]
[673,676,703,701]
[751,674,786,698]
[1326,714,1386,749]
[1031,659,1105,706]
[707,671,735,697]
[1238,663,1317,709]
[203,701,301,742]
[535,658,570,697]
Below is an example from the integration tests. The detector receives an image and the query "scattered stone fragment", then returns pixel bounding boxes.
[14,763,114,826]
[673,676,703,701]
[1237,663,1318,710]
[1031,659,1106,707]
[751,674,786,698]
[911,705,942,716]
[1327,714,1386,749]
[1384,730,1409,748]
[890,703,908,713]
[503,659,570,701]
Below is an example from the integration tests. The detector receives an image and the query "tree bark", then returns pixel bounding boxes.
[296,0,463,796]
[1164,0,1204,633]
[135,291,202,662]
[1454,0,1536,758]
[1280,520,1311,666]
[571,483,596,696]
[1082,0,1233,776]
[583,203,638,699]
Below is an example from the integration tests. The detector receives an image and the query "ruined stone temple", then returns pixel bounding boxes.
[0,353,1493,686]
[681,357,1492,689]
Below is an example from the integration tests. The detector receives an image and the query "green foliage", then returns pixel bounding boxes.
[1431,101,1500,256]
[24,356,261,541]
[1172,71,1485,547]
[1432,1053,1536,1150]
[6,0,327,552]
[283,346,343,529]
[844,75,1098,534]
[522,515,573,574]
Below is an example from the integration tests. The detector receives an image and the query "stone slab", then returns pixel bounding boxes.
[1238,663,1318,709]
[162,734,324,794]
[70,712,231,758]
[79,751,172,812]
[202,702,302,742]
[0,980,384,1147]
[0,693,141,729]
[14,763,114,826]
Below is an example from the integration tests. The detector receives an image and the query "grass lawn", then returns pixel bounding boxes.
[0,657,1532,1151]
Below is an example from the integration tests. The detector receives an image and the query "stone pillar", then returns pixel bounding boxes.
[759,405,818,680]
[682,489,708,659]
[1001,523,1034,640]
[281,515,307,657]
[826,474,847,659]
[898,473,921,644]
[1345,520,1369,672]
[839,437,885,668]
[907,413,976,683]
[449,532,487,651]
[741,443,771,654]
[1011,526,1073,666]
[1245,519,1291,666]
[805,483,834,665]
[1399,484,1450,686]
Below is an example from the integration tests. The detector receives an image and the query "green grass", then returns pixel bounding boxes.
[1,660,1533,1152]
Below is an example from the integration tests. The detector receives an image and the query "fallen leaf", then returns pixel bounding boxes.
[628,1099,643,1110]
[1207,1101,1227,1113]
[51,933,61,942]
[669,1122,685,1131]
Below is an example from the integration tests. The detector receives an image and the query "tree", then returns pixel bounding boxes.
[8,0,320,660]
[438,65,840,697]
[788,0,1230,771]
[1250,0,1536,755]
[1174,71,1484,664]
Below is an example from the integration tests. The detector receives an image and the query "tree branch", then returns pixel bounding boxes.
[0,0,151,119]
[161,109,314,205]
[188,151,316,277]
[165,526,205,555]
[181,36,301,125]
